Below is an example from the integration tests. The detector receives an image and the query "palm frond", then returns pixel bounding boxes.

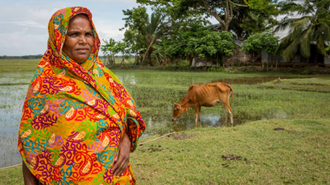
[282,39,299,61]
[316,36,327,56]
[315,23,330,41]
[299,25,312,58]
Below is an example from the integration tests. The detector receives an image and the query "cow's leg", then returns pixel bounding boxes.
[224,103,233,126]
[224,104,228,125]
[194,107,199,127]
[198,106,201,122]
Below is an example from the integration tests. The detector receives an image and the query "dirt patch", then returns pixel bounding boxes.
[171,133,194,140]
[274,127,285,131]
[222,155,243,160]
[139,144,163,153]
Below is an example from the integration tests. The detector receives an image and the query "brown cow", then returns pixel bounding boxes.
[172,82,234,126]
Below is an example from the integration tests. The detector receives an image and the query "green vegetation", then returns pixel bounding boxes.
[0,165,22,185]
[131,119,330,184]
[262,77,330,93]
[276,0,330,61]
[97,0,330,69]
[2,119,330,184]
[118,70,330,136]
[0,58,137,73]
[1,61,329,184]
[0,59,40,72]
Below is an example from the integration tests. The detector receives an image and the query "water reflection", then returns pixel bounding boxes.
[0,85,28,168]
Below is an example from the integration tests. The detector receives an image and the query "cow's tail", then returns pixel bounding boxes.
[227,84,234,106]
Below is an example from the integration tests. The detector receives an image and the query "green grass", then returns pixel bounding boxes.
[130,119,330,185]
[262,77,330,92]
[0,59,40,72]
[0,164,23,184]
[1,59,330,184]
[3,119,329,184]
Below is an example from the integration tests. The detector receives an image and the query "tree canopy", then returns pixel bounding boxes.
[275,0,330,61]
[100,0,330,68]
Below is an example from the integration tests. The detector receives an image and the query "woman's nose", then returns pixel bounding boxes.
[79,36,87,44]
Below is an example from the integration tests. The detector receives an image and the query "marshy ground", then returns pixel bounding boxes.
[0,59,329,184]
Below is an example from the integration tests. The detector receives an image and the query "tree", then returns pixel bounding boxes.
[138,0,248,32]
[182,24,237,66]
[230,0,280,39]
[275,0,330,62]
[138,0,280,40]
[141,12,168,65]
[241,31,279,69]
[113,41,128,64]
[122,7,168,65]
[101,38,117,64]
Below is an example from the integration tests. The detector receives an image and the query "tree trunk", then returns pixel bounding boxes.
[271,54,274,68]
[142,40,154,64]
[187,55,193,66]
[262,52,268,70]
[275,56,279,71]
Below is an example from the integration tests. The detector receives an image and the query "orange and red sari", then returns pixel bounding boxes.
[17,6,145,185]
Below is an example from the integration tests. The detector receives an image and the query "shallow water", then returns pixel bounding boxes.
[0,70,293,167]
[0,84,29,167]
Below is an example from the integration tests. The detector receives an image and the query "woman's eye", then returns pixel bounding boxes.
[69,33,78,36]
[86,32,93,37]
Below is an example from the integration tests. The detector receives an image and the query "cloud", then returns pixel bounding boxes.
[0,0,138,56]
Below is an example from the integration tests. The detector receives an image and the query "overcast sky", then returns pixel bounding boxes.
[0,0,141,56]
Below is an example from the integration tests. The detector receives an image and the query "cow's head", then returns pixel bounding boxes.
[172,103,186,121]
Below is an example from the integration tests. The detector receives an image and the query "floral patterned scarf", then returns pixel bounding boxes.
[18,6,145,184]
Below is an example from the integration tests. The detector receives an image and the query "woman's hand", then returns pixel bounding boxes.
[112,132,131,177]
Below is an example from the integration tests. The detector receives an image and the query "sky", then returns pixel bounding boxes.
[0,0,141,56]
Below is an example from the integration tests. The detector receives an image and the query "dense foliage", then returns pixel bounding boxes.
[100,0,330,67]
[241,31,279,54]
[275,0,330,61]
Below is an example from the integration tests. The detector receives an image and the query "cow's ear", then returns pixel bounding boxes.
[174,102,177,105]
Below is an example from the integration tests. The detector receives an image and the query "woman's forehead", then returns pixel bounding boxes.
[67,16,93,32]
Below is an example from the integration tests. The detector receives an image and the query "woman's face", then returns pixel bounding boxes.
[62,14,94,64]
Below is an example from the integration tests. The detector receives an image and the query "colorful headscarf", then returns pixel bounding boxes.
[18,6,145,184]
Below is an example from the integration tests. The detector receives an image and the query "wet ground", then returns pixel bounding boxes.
[0,70,327,167]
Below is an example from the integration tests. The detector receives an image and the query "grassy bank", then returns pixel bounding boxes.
[1,119,329,184]
[131,119,330,184]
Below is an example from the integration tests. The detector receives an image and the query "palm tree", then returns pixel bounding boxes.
[141,13,168,65]
[101,38,116,65]
[275,0,330,62]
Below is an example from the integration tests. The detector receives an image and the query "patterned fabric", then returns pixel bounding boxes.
[17,7,145,185]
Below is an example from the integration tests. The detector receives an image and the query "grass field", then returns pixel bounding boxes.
[1,119,329,184]
[0,59,40,72]
[0,57,135,72]
[130,119,330,184]
[1,59,330,184]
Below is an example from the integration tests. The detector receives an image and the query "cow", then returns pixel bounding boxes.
[172,82,234,126]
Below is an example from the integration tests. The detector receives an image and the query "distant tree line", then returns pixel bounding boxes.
[0,54,43,59]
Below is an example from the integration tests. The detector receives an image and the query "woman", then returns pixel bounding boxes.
[18,6,145,185]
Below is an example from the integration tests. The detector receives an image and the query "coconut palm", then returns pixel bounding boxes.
[275,0,330,62]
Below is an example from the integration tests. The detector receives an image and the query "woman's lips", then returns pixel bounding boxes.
[76,48,89,53]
